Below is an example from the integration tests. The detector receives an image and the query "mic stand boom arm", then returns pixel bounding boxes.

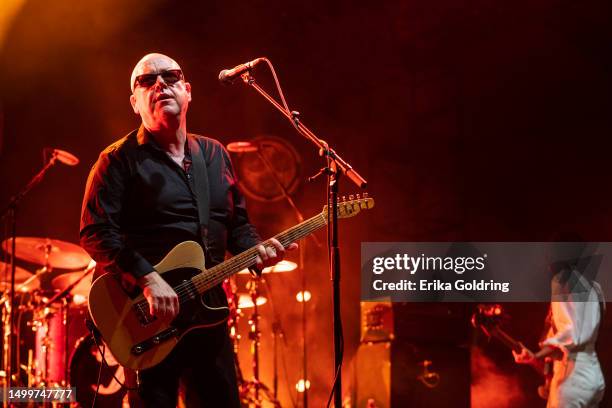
[240,73,367,189]
[240,70,367,408]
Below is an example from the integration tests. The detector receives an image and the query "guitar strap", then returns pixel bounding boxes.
[187,134,210,253]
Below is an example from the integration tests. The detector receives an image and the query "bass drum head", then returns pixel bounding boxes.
[70,335,127,407]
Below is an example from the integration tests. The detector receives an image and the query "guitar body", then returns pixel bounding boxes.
[88,241,229,370]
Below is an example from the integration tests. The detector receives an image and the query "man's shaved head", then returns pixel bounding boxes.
[130,53,182,92]
[129,53,191,132]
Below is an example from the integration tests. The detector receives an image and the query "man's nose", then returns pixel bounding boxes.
[153,75,169,88]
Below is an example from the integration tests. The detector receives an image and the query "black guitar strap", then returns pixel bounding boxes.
[187,134,210,252]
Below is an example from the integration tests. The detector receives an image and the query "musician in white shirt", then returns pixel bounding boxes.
[514,268,605,407]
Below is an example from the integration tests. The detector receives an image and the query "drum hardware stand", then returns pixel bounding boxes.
[231,139,317,408]
[241,277,281,408]
[256,140,317,408]
[225,278,248,391]
[239,61,367,408]
[41,261,95,308]
[258,278,283,405]
[0,151,65,405]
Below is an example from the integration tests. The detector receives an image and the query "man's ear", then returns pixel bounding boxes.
[185,82,192,102]
[130,94,139,114]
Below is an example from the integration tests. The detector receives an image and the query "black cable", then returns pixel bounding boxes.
[91,341,104,408]
[87,320,138,391]
[325,363,343,408]
[325,178,344,408]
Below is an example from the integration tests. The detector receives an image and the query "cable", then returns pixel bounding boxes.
[325,363,343,408]
[262,59,298,130]
[91,342,104,408]
[325,177,344,408]
[88,321,138,392]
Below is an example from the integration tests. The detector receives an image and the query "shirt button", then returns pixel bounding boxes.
[187,173,192,179]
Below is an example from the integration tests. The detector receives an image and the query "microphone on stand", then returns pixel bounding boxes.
[45,148,80,166]
[218,58,265,85]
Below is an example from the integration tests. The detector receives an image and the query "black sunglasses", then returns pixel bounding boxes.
[134,69,184,89]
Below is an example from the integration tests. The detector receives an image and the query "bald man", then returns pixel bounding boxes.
[80,53,295,407]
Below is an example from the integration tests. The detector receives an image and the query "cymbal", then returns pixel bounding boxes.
[237,293,267,309]
[1,237,91,270]
[226,141,258,153]
[51,270,93,298]
[0,262,38,292]
[237,260,298,275]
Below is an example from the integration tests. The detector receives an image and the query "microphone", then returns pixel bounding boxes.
[47,148,80,166]
[218,58,265,85]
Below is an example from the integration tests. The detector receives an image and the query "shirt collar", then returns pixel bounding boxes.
[136,124,155,147]
[136,124,191,157]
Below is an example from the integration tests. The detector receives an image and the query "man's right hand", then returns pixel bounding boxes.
[137,271,180,319]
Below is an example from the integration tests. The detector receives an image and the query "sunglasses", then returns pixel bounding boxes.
[133,69,184,89]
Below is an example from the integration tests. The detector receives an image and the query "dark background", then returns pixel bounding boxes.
[1,0,612,407]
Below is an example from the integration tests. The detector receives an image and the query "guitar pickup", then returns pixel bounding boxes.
[131,327,179,355]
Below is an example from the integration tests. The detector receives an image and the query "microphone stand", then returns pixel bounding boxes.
[240,69,367,408]
[0,152,61,405]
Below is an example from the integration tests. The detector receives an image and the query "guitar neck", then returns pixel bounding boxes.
[490,327,522,353]
[191,212,327,293]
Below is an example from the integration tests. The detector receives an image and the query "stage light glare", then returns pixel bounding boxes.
[295,379,310,392]
[296,290,312,302]
[73,294,87,305]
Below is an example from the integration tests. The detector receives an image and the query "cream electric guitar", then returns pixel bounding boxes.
[88,196,374,370]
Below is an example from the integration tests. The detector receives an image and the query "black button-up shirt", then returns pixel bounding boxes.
[79,125,260,281]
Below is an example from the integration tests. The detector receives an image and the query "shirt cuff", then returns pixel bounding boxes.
[540,338,570,361]
[116,249,155,278]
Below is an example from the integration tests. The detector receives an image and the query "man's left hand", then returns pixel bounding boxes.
[512,342,536,365]
[255,238,298,271]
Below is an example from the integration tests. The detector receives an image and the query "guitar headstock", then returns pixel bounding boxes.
[323,193,375,219]
[471,304,504,337]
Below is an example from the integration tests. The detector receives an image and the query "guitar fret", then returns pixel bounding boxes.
[191,213,327,293]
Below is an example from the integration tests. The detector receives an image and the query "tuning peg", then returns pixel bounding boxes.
[363,192,369,198]
[356,193,361,199]
[349,194,355,201]
[342,195,346,202]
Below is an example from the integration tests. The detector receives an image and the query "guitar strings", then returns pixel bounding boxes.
[133,219,322,316]
[133,214,326,316]
[192,215,326,291]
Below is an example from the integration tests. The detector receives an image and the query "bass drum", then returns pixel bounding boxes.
[69,335,127,407]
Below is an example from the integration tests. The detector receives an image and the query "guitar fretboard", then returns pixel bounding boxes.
[191,212,327,293]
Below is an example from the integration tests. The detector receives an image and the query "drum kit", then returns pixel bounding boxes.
[0,236,126,407]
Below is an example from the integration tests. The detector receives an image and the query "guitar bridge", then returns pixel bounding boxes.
[131,327,179,355]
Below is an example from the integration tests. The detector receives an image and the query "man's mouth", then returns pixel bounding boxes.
[155,94,173,102]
